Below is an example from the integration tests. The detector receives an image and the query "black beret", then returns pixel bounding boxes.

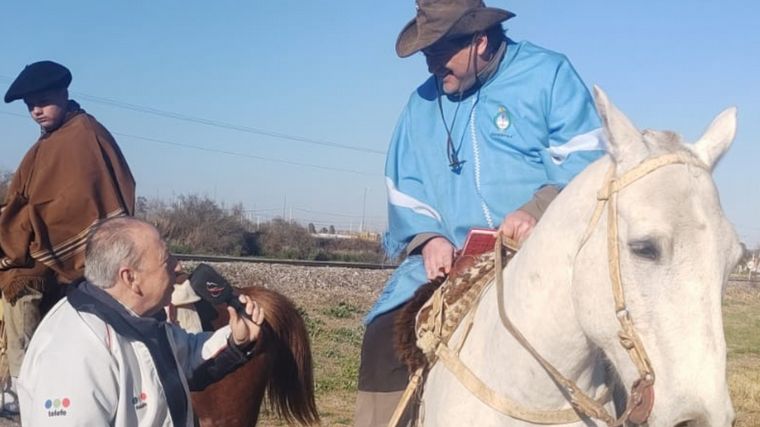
[4,61,72,103]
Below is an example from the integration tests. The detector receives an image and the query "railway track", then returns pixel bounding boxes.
[174,253,398,270]
[174,255,759,280]
[729,274,760,284]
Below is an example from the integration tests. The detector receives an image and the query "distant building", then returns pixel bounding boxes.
[310,230,381,242]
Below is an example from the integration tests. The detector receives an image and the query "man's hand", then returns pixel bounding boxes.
[498,209,537,244]
[227,295,265,347]
[421,236,455,280]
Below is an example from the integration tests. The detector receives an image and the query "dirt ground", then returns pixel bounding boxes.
[3,264,758,426]
[0,262,390,427]
[247,267,760,427]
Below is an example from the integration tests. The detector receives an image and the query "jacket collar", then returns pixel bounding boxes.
[40,100,84,137]
[444,37,507,101]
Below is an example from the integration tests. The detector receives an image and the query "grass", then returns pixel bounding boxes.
[724,285,760,427]
[257,284,760,426]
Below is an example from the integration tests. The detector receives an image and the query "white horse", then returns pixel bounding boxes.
[418,87,741,427]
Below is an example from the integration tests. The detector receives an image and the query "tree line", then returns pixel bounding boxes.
[136,195,386,262]
[0,171,384,263]
[4,170,756,268]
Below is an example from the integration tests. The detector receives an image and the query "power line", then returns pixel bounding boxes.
[0,75,386,155]
[0,110,380,176]
[113,131,379,176]
[0,108,389,229]
[0,110,27,119]
[736,225,760,231]
[78,93,387,155]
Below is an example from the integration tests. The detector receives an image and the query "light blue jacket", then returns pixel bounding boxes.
[367,39,604,323]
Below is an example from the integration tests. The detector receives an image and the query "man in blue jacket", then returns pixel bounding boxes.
[355,1,605,425]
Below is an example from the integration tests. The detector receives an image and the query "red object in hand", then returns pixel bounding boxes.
[459,228,498,257]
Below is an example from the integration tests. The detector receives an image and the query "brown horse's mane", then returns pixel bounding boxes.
[244,286,319,425]
[192,286,319,426]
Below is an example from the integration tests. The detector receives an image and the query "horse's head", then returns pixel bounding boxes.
[573,87,741,426]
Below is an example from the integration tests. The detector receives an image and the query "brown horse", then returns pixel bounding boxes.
[190,286,319,427]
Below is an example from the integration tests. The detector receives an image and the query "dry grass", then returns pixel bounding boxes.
[0,269,753,427]
[725,283,760,427]
[728,355,760,426]
[253,276,760,426]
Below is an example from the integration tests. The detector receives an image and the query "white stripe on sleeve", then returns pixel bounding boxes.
[547,128,607,164]
[385,177,442,222]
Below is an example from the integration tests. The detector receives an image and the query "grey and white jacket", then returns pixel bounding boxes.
[18,282,250,426]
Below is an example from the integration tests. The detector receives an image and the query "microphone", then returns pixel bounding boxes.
[188,263,250,321]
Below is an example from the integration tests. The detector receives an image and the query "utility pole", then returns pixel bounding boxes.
[360,187,368,233]
[751,252,757,281]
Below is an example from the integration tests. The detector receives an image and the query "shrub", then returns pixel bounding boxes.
[252,218,317,259]
[0,170,13,202]
[137,194,251,256]
[314,236,385,263]
[134,192,388,262]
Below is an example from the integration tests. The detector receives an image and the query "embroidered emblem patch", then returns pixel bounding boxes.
[494,106,511,131]
[44,397,71,417]
[132,391,148,410]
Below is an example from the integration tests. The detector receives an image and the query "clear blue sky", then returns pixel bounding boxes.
[1,1,758,245]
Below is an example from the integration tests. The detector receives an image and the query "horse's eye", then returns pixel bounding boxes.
[628,240,660,261]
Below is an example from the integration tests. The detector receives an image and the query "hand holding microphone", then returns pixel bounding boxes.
[189,263,264,345]
[189,263,252,319]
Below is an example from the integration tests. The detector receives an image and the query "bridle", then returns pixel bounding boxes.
[492,151,709,425]
[387,151,710,427]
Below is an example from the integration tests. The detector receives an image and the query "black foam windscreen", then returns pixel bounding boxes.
[189,263,249,319]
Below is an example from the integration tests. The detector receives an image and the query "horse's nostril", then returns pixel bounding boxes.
[674,421,693,427]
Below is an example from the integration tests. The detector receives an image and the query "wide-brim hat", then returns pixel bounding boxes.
[4,60,71,103]
[396,0,515,58]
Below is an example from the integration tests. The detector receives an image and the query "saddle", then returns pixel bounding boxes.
[395,241,518,373]
[390,240,518,426]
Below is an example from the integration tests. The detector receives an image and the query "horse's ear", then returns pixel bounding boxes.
[691,107,737,170]
[593,85,642,165]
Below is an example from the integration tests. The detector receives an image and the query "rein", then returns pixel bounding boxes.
[492,151,709,425]
[390,151,709,427]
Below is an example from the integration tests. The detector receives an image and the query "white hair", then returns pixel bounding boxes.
[83,217,147,289]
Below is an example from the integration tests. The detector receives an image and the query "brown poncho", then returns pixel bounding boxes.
[0,101,135,298]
